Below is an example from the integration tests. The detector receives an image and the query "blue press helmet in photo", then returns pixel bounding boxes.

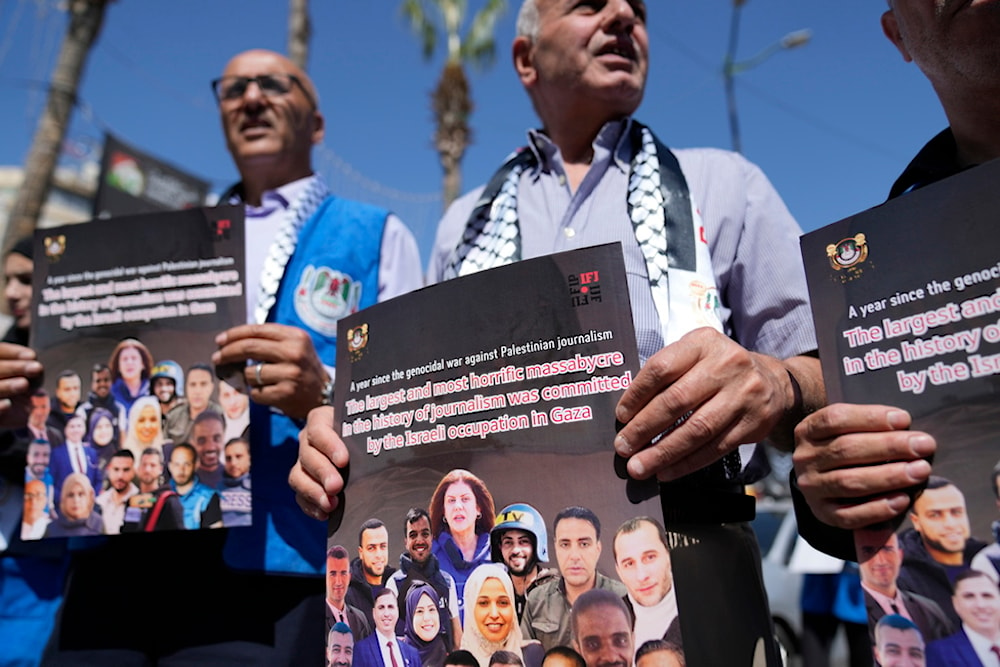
[491,502,548,564]
[150,360,184,397]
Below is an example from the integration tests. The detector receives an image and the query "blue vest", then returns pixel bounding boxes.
[224,195,387,574]
[173,479,219,530]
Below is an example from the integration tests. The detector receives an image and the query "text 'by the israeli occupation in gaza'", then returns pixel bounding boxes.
[38,258,242,332]
[842,260,1000,394]
[344,335,629,457]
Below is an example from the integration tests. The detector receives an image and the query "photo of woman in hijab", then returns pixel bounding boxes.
[402,583,449,667]
[44,473,103,537]
[86,407,119,474]
[460,564,541,667]
[122,395,169,460]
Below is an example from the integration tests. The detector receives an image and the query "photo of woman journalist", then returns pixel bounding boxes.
[460,563,542,667]
[44,473,102,537]
[86,407,119,474]
[108,337,154,412]
[402,583,449,667]
[429,469,496,618]
[218,378,250,441]
[122,395,170,460]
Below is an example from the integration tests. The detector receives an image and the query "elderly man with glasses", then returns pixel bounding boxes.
[44,49,422,665]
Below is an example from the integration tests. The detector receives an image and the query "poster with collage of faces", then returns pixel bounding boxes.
[803,160,1000,667]
[20,206,250,542]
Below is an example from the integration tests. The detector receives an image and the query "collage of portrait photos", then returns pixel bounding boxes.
[856,433,1000,667]
[325,246,777,667]
[326,466,685,667]
[21,207,251,539]
[802,160,1000,666]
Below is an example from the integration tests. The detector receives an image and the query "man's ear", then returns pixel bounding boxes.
[311,109,325,146]
[513,35,537,88]
[881,9,913,63]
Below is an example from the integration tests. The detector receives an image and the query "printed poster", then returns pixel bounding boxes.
[801,159,1000,666]
[327,243,780,667]
[21,206,251,540]
[93,132,210,219]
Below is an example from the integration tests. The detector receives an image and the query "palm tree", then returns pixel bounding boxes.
[3,0,111,251]
[287,0,311,71]
[401,0,507,208]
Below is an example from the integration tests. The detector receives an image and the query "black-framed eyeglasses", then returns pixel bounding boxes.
[211,73,316,108]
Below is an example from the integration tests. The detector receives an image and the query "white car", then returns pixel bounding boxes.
[752,499,851,667]
[752,499,803,665]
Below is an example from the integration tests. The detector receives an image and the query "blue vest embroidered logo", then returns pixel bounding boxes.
[293,264,363,335]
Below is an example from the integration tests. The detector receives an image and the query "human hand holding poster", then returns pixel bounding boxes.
[328,243,782,667]
[800,160,1000,666]
[21,206,248,540]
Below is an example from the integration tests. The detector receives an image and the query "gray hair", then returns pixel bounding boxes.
[516,0,539,40]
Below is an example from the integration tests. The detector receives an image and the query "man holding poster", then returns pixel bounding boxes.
[45,49,422,664]
[792,0,1000,554]
[294,1,825,663]
[0,241,67,667]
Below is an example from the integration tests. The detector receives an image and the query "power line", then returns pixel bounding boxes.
[24,0,60,126]
[0,0,29,72]
[3,11,444,209]
[2,71,444,208]
[734,76,905,162]
[100,40,214,111]
[315,144,439,205]
[93,35,441,200]
[651,22,906,162]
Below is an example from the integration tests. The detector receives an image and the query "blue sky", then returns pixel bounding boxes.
[0,1,946,261]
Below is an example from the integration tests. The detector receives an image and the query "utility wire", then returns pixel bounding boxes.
[100,41,214,111]
[735,75,905,162]
[315,144,439,204]
[0,0,29,72]
[2,71,443,204]
[651,23,907,162]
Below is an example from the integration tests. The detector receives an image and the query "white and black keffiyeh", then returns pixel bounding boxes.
[252,177,330,324]
[443,121,740,482]
[444,122,723,345]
